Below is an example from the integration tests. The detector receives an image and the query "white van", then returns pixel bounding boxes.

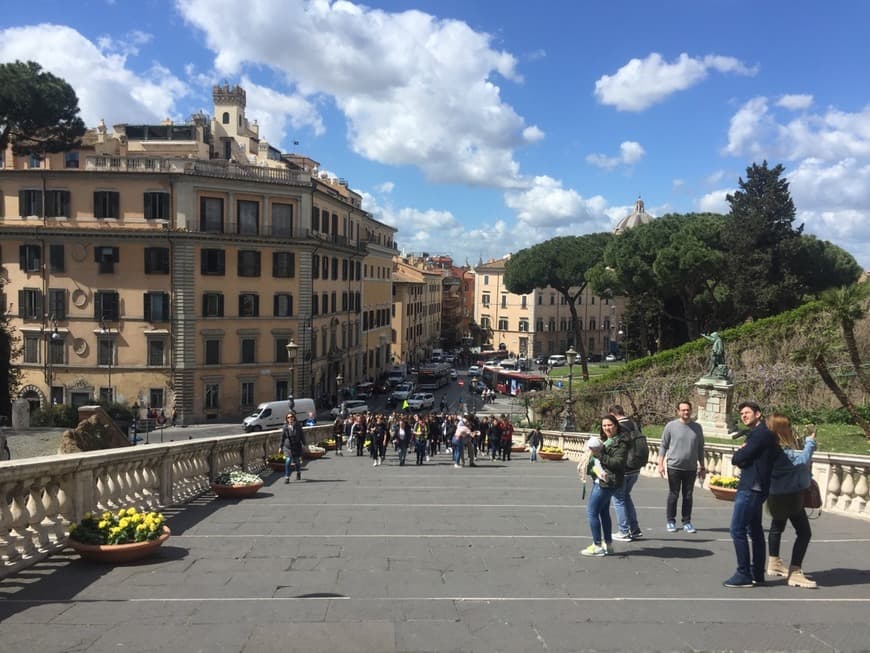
[547,354,567,367]
[243,398,317,432]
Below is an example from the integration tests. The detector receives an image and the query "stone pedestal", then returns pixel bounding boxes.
[11,399,30,430]
[694,377,736,438]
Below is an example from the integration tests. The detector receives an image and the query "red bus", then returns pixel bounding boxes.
[480,366,547,396]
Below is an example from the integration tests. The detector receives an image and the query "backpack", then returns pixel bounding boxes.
[625,427,650,470]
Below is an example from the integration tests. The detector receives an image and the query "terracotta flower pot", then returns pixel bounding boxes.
[709,486,738,501]
[539,451,566,461]
[211,481,264,498]
[67,526,171,564]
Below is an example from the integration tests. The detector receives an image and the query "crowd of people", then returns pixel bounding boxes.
[578,401,818,589]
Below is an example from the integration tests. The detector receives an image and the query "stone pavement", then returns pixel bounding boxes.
[1,447,869,653]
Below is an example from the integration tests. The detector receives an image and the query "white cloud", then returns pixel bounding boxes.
[376,182,395,194]
[594,52,757,112]
[586,140,646,170]
[504,176,609,229]
[696,189,733,213]
[723,96,775,157]
[705,170,726,185]
[776,94,813,110]
[177,0,542,187]
[0,24,187,125]
[672,178,685,189]
[241,75,324,146]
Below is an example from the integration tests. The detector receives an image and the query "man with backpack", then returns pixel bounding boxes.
[610,405,647,541]
[657,401,706,534]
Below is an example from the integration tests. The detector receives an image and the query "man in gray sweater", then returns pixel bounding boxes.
[657,401,706,534]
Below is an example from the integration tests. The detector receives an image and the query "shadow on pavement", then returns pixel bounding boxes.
[625,545,715,559]
[809,567,870,587]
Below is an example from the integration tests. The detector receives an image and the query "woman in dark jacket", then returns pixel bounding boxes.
[280,412,305,482]
[581,415,628,557]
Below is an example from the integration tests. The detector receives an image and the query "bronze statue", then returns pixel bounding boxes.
[702,332,726,377]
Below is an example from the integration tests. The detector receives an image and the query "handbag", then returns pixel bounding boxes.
[802,478,822,510]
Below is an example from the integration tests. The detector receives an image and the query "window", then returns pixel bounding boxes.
[202,292,224,317]
[144,292,170,322]
[550,294,555,305]
[95,246,119,274]
[331,292,337,313]
[312,294,319,316]
[205,339,221,365]
[94,191,120,219]
[144,192,170,219]
[28,154,41,169]
[321,293,328,314]
[222,112,230,124]
[481,293,490,308]
[322,256,329,279]
[312,254,320,279]
[481,316,491,329]
[49,244,65,273]
[45,190,70,218]
[519,318,529,332]
[272,252,295,278]
[99,387,114,403]
[204,383,219,410]
[200,197,224,233]
[274,293,293,317]
[147,338,166,366]
[18,288,43,319]
[24,335,40,363]
[237,250,261,277]
[97,336,114,366]
[144,247,170,274]
[272,202,293,237]
[239,293,259,317]
[521,296,527,309]
[536,319,544,332]
[501,295,507,308]
[48,338,65,365]
[48,289,67,320]
[201,249,226,275]
[64,152,79,169]
[342,259,348,281]
[241,382,255,407]
[241,338,256,364]
[331,258,338,279]
[94,291,119,321]
[498,318,509,331]
[483,275,489,286]
[19,190,42,217]
[275,337,289,363]
[274,380,288,402]
[548,319,556,332]
[149,388,164,409]
[19,244,41,272]
[237,200,259,235]
[589,318,596,331]
[311,206,320,231]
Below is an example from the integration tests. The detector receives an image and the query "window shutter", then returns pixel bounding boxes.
[94,292,102,319]
[17,290,24,317]
[35,291,43,318]
[112,247,119,263]
[160,247,169,272]
[144,192,153,218]
[144,293,151,321]
[111,192,119,218]
[162,293,170,320]
[19,245,26,269]
[145,248,153,274]
[217,294,224,317]
[200,250,207,273]
[273,294,280,316]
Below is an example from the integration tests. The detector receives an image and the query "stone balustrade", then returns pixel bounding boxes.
[0,424,332,579]
[533,429,870,521]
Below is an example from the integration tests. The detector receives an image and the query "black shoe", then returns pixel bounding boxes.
[284,477,290,484]
[296,473,301,480]
[723,573,754,588]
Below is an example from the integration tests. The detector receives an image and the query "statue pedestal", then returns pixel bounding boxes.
[694,377,736,438]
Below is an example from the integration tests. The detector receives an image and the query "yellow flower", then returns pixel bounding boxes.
[131,513,142,524]
[102,511,112,521]
[98,520,109,529]
[118,518,130,529]
[126,507,137,517]
[116,509,126,518]
[83,512,93,520]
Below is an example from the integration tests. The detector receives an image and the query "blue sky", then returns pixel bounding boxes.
[3,1,869,268]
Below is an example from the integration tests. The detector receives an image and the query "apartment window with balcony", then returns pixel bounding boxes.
[237,250,261,277]
[201,249,226,275]
[237,200,259,235]
[147,338,166,366]
[49,244,65,273]
[94,291,119,321]
[48,289,67,320]
[498,318,508,331]
[95,246,119,274]
[238,293,259,317]
[202,292,224,317]
[481,293,490,308]
[200,197,224,233]
[273,293,293,317]
[144,247,170,274]
[19,190,42,217]
[19,244,41,272]
[144,192,170,220]
[64,152,79,169]
[144,292,170,322]
[94,191,120,219]
[204,339,221,365]
[45,190,70,218]
[272,202,293,237]
[23,335,40,363]
[240,338,256,364]
[272,252,295,278]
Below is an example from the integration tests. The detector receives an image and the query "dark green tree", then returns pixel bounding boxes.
[0,60,86,156]
[504,233,611,380]
[821,283,870,394]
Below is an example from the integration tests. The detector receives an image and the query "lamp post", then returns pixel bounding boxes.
[562,346,578,431]
[286,339,299,414]
[100,320,113,402]
[618,324,628,362]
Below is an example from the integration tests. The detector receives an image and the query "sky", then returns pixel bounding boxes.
[2,1,869,269]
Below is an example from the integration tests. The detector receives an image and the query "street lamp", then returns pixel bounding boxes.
[100,320,113,402]
[286,339,299,413]
[618,324,628,362]
[562,346,578,431]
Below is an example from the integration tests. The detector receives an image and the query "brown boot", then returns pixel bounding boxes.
[766,556,789,577]
[787,566,817,589]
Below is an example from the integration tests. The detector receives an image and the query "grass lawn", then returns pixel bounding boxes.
[642,422,869,456]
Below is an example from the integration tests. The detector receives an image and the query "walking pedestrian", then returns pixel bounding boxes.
[657,401,706,534]
[280,412,304,482]
[580,415,628,557]
[610,405,644,540]
[527,427,542,462]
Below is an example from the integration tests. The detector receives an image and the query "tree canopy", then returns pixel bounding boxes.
[0,60,86,156]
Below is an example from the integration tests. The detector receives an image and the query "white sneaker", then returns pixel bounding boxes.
[372,461,378,466]
[454,463,460,468]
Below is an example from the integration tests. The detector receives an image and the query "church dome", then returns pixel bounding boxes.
[614,197,655,234]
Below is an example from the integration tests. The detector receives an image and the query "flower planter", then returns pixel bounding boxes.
[318,440,337,451]
[67,526,171,564]
[709,486,738,501]
[539,451,566,461]
[303,449,325,460]
[211,481,263,498]
[266,460,303,472]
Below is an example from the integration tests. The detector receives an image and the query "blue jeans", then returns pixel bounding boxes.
[529,446,538,462]
[284,454,301,477]
[397,444,408,465]
[613,472,640,534]
[452,439,463,464]
[586,482,616,545]
[729,489,766,580]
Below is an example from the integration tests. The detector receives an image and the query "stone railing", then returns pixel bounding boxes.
[528,429,870,521]
[0,424,332,579]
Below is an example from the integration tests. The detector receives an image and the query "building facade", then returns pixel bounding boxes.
[0,85,396,423]
[390,259,442,367]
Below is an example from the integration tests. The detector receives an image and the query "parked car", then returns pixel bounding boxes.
[605,353,617,362]
[449,369,458,380]
[390,382,416,403]
[547,354,567,367]
[330,400,370,418]
[468,365,481,376]
[407,392,435,410]
[244,399,317,432]
[355,381,375,399]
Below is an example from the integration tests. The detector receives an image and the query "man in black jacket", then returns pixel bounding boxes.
[723,401,779,588]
